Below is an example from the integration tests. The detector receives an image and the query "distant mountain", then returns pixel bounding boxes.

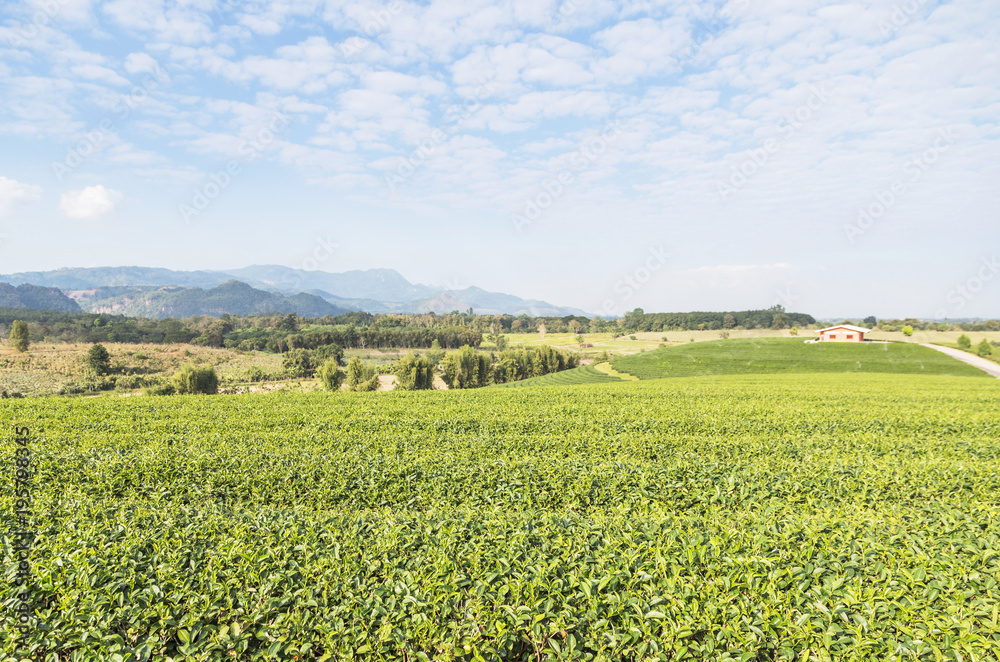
[0,265,594,317]
[222,266,441,301]
[0,266,229,290]
[75,281,347,318]
[0,282,81,312]
[413,286,593,317]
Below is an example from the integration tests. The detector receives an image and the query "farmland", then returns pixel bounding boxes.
[3,370,1000,660]
[611,338,988,381]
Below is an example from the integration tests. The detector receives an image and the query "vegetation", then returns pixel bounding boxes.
[346,356,379,392]
[612,338,989,380]
[317,359,344,392]
[171,364,219,395]
[978,338,993,357]
[393,352,435,390]
[495,363,626,388]
[2,373,998,659]
[958,334,972,349]
[10,319,29,352]
[619,306,815,332]
[440,345,579,389]
[85,343,111,375]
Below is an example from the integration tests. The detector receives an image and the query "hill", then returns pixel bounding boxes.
[0,282,81,312]
[78,280,347,318]
[612,338,989,379]
[0,265,592,316]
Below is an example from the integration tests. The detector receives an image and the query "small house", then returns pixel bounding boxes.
[815,325,870,343]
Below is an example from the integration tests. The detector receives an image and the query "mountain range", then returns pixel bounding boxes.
[0,265,593,318]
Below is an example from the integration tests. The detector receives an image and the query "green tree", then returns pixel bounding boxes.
[394,353,435,390]
[346,357,365,386]
[346,357,378,391]
[723,313,736,329]
[957,334,972,349]
[282,348,317,377]
[902,325,913,339]
[86,343,111,375]
[863,316,877,328]
[977,338,993,357]
[279,313,300,332]
[317,359,344,392]
[10,320,29,352]
[173,365,218,395]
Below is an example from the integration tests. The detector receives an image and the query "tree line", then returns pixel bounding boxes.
[618,307,816,332]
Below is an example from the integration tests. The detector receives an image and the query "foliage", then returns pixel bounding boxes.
[85,343,112,375]
[902,325,914,338]
[977,338,993,357]
[346,356,378,391]
[393,352,435,390]
[496,364,626,387]
[172,364,219,395]
[612,338,990,380]
[2,374,999,659]
[958,334,972,349]
[10,319,29,352]
[622,307,815,332]
[282,348,318,378]
[317,359,344,392]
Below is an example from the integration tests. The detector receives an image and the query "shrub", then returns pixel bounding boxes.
[10,320,30,352]
[115,374,147,391]
[282,349,317,378]
[977,339,993,357]
[346,357,379,391]
[957,334,972,349]
[241,366,274,383]
[317,360,344,392]
[394,353,435,390]
[144,383,176,396]
[173,365,218,395]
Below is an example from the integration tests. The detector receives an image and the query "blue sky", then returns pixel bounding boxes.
[0,0,997,318]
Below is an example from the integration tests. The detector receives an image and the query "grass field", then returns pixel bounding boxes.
[611,338,990,380]
[493,363,626,387]
[3,370,999,660]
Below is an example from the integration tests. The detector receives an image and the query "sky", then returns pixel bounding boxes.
[0,0,997,319]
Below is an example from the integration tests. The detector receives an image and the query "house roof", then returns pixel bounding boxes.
[816,325,870,333]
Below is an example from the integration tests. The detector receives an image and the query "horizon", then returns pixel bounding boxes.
[0,1,997,320]
[3,261,994,321]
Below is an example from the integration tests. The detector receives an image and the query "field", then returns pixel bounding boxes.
[3,367,1000,660]
[611,338,989,381]
[494,364,626,387]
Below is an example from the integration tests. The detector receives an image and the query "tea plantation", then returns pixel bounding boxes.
[2,371,999,660]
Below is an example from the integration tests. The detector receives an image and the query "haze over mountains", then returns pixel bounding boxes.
[0,266,594,318]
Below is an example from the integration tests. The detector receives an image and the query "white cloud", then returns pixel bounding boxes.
[59,185,123,219]
[0,176,42,215]
[123,52,160,74]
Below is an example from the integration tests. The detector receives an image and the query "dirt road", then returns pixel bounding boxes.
[922,344,1000,378]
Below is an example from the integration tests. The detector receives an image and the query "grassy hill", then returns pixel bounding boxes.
[612,338,989,379]
[494,363,627,388]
